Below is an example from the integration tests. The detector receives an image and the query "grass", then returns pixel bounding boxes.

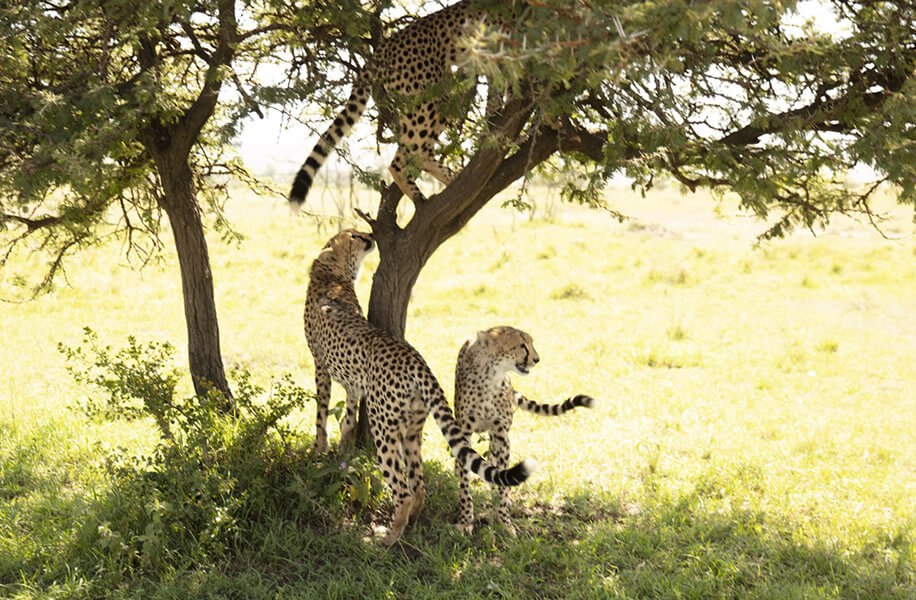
[1,182,914,599]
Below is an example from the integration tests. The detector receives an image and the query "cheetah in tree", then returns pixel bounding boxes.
[289,0,507,208]
[304,230,537,545]
[454,326,596,535]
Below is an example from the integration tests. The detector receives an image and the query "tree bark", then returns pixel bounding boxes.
[155,155,233,406]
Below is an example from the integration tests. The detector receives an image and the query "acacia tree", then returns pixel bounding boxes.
[0,0,367,401]
[277,0,916,440]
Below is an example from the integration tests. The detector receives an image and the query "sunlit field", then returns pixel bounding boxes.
[1,182,914,599]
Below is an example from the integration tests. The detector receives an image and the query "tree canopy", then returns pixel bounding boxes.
[282,0,916,336]
[2,0,915,400]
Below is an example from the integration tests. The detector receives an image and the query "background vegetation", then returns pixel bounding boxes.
[1,185,913,599]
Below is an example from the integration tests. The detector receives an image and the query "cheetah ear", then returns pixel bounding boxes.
[476,330,491,345]
[316,246,337,265]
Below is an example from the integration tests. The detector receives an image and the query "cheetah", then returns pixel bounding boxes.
[289,0,506,208]
[303,229,374,454]
[304,230,537,545]
[454,326,595,535]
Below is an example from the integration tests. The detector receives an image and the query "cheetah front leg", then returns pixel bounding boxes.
[313,365,332,453]
[456,456,475,534]
[489,427,517,536]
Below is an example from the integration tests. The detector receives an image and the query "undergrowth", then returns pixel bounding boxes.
[44,330,386,591]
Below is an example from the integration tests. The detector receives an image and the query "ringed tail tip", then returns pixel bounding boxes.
[497,457,537,487]
[575,394,597,409]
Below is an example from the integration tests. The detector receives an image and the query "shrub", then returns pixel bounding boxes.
[59,329,382,578]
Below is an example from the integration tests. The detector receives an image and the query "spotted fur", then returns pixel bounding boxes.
[454,326,595,534]
[290,0,502,208]
[303,229,374,454]
[304,231,536,545]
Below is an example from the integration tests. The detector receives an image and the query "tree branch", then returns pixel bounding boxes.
[719,79,903,147]
[176,0,237,156]
[0,212,64,232]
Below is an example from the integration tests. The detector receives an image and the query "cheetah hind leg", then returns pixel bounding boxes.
[405,422,427,520]
[372,425,415,546]
[382,495,413,547]
[421,154,455,186]
[389,149,427,204]
[389,146,456,204]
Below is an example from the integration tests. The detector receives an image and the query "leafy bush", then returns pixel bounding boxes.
[59,329,383,578]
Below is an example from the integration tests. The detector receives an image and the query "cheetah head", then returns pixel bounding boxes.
[314,229,375,281]
[477,326,540,376]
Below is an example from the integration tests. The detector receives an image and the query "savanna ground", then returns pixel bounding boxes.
[1,181,914,599]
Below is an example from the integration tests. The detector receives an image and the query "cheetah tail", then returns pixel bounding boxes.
[430,392,537,488]
[516,393,597,416]
[289,80,370,212]
[453,444,538,488]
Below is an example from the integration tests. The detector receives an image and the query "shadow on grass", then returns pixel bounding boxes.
[2,448,913,600]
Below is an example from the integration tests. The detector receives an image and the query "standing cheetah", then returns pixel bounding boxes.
[289,0,506,207]
[304,230,536,545]
[454,326,595,534]
[304,230,373,453]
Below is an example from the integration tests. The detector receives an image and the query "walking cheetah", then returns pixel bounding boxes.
[454,326,595,534]
[289,0,507,208]
[304,230,536,545]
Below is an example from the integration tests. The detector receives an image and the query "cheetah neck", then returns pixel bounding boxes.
[479,357,511,394]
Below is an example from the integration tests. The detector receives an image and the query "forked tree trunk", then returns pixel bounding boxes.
[130,6,236,407]
[355,188,433,441]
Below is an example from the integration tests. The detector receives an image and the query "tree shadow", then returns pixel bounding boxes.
[371,459,914,599]
[450,484,915,599]
[3,444,913,599]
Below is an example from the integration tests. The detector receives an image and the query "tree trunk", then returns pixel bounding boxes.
[354,190,432,441]
[157,159,233,406]
[365,231,429,339]
[351,110,586,444]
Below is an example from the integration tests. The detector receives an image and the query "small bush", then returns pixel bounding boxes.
[59,329,383,579]
[60,327,181,437]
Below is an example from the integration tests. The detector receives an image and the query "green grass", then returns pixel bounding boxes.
[1,184,914,599]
